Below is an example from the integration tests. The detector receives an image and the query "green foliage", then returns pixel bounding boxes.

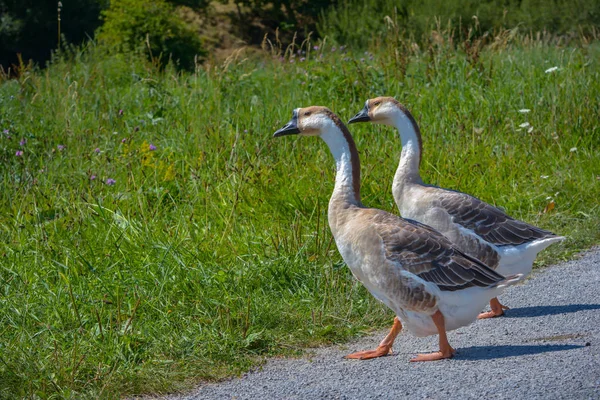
[96,0,206,70]
[319,0,600,48]
[0,35,599,398]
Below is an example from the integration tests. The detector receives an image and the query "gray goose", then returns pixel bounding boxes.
[274,106,521,361]
[349,97,564,318]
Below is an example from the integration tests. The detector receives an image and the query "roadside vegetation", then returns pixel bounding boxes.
[1,2,599,399]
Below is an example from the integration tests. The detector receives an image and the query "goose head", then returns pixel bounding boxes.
[348,96,405,126]
[273,106,341,137]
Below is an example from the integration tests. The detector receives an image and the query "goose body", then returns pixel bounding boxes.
[274,106,521,360]
[349,97,565,317]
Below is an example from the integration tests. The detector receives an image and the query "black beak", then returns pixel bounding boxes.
[274,110,300,137]
[348,103,371,124]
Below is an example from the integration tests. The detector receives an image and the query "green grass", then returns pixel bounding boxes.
[0,36,599,398]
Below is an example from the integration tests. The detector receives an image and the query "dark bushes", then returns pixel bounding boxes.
[96,0,206,70]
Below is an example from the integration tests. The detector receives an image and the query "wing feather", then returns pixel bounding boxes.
[437,190,558,246]
[365,210,506,292]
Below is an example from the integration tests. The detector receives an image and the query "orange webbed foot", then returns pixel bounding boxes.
[345,345,392,360]
[410,346,455,362]
[478,297,510,319]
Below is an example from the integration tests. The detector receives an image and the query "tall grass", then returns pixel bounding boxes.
[0,33,599,398]
[318,0,600,49]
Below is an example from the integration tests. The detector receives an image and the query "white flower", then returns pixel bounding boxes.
[528,126,534,133]
[541,175,549,179]
[519,122,531,128]
[570,147,577,152]
[545,66,559,73]
[518,109,531,113]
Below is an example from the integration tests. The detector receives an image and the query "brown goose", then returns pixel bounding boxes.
[274,106,521,361]
[349,97,564,318]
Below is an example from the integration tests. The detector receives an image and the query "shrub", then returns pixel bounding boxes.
[96,0,206,70]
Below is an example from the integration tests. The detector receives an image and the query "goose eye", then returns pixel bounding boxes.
[373,101,381,106]
[304,112,311,116]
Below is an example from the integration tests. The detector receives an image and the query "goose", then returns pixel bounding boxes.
[273,106,522,361]
[348,97,565,318]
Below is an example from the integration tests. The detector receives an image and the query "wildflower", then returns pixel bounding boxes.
[300,57,305,62]
[94,148,101,154]
[340,45,346,51]
[149,143,157,151]
[19,138,27,146]
[331,47,336,52]
[122,138,127,143]
[118,109,124,116]
[313,45,319,50]
[244,129,248,133]
[106,178,116,185]
[541,175,549,179]
[2,129,8,135]
[518,109,531,113]
[519,122,530,128]
[57,144,65,151]
[570,147,577,153]
[15,150,23,157]
[290,59,295,63]
[90,175,96,180]
[360,58,365,62]
[545,66,559,73]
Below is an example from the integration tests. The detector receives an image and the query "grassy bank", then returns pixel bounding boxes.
[0,37,599,398]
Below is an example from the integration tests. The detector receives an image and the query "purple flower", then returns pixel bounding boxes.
[15,150,23,157]
[105,178,116,185]
[244,129,248,133]
[19,138,27,146]
[149,143,157,151]
[118,109,124,116]
[94,148,101,154]
[121,138,127,143]
[313,45,319,50]
[57,145,65,151]
[300,57,306,62]
[90,175,96,180]
[290,59,295,63]
[331,47,337,52]
[340,45,346,51]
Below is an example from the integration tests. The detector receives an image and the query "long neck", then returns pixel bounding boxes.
[392,109,423,184]
[319,123,361,207]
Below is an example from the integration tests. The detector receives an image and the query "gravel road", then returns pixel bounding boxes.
[172,248,600,400]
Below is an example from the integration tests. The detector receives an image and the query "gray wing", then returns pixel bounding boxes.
[436,189,558,246]
[367,210,506,292]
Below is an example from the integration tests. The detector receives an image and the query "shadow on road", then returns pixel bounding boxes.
[456,344,583,361]
[503,304,600,318]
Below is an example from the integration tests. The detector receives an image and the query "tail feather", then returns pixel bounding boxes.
[527,236,566,255]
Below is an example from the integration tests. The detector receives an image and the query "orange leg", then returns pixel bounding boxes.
[345,317,403,360]
[477,297,510,319]
[410,310,455,362]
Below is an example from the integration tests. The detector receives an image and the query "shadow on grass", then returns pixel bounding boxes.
[503,304,600,318]
[456,344,583,361]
